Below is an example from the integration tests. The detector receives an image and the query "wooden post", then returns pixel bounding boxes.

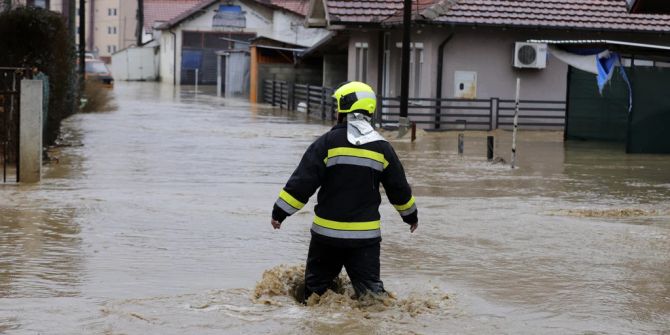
[249,45,258,103]
[411,122,416,142]
[487,136,494,161]
[458,133,464,156]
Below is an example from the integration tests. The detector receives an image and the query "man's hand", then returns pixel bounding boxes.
[410,222,418,233]
[271,219,282,230]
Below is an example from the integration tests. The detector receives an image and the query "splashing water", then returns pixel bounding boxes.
[252,264,450,318]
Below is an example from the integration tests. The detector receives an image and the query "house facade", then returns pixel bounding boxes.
[305,0,670,129]
[156,0,329,86]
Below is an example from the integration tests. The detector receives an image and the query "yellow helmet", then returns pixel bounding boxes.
[332,81,376,114]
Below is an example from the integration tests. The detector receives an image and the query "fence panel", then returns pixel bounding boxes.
[380,97,493,130]
[262,80,336,121]
[0,67,31,183]
[497,99,566,129]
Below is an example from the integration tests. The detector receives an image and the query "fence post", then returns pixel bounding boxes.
[281,82,286,109]
[458,133,464,156]
[487,136,494,161]
[19,80,43,183]
[489,98,494,130]
[306,84,311,114]
[271,80,276,106]
[320,87,325,118]
[435,97,442,129]
[492,97,499,130]
[288,82,294,111]
[321,87,329,120]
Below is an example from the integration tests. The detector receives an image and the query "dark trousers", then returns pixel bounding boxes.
[304,238,385,300]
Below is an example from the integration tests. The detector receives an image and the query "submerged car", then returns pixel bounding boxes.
[85,60,114,87]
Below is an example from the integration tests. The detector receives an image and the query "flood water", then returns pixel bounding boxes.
[1,82,669,334]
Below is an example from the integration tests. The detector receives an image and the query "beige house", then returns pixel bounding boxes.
[15,0,139,61]
[304,0,670,130]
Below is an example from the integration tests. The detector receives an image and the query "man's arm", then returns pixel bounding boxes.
[381,144,418,232]
[271,136,327,228]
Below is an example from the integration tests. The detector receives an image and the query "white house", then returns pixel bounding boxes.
[156,0,329,86]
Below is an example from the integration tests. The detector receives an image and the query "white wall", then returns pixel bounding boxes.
[112,47,159,81]
[157,0,328,85]
[159,31,179,84]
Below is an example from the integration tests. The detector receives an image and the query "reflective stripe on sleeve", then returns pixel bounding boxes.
[311,223,381,239]
[393,196,416,214]
[275,198,298,215]
[313,215,381,231]
[398,203,417,216]
[278,189,305,210]
[324,147,389,169]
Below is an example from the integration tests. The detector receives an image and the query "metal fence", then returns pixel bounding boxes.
[263,80,337,120]
[262,80,566,130]
[380,97,566,130]
[0,67,31,183]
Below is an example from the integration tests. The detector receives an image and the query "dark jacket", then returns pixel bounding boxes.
[272,123,417,248]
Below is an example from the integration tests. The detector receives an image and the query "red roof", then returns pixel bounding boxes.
[435,0,670,33]
[269,0,310,16]
[144,0,203,33]
[325,0,670,33]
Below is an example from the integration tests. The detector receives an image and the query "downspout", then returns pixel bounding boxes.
[169,29,177,86]
[376,31,384,126]
[434,33,454,129]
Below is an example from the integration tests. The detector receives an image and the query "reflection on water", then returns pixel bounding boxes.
[0,82,668,334]
[0,206,82,298]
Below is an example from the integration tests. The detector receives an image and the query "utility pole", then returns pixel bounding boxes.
[78,0,85,86]
[136,0,144,46]
[398,0,412,137]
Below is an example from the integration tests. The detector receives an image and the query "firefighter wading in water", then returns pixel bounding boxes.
[271,81,418,302]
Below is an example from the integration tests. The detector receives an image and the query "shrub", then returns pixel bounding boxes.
[0,6,77,146]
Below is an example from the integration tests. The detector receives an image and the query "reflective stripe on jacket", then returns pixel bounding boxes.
[272,123,417,247]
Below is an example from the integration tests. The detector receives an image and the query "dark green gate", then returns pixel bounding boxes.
[566,65,670,153]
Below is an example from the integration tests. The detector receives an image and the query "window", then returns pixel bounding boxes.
[395,42,424,97]
[355,42,368,83]
[112,45,117,53]
[108,26,117,34]
[108,8,117,16]
[107,45,112,53]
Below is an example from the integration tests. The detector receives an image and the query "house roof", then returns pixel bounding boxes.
[144,0,202,33]
[430,0,670,33]
[155,0,310,30]
[323,0,670,33]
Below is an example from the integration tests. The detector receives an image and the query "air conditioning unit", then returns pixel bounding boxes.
[514,42,547,69]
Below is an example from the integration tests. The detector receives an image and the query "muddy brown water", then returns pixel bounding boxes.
[1,82,669,334]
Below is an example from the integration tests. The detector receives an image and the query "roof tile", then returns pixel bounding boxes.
[326,0,670,32]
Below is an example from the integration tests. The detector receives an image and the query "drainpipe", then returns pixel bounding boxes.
[169,29,177,86]
[434,33,454,129]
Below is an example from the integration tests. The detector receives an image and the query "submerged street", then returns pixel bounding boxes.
[1,82,669,334]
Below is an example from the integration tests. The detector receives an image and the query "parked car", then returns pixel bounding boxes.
[85,60,114,87]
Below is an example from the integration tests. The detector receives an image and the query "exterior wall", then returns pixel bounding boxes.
[272,10,328,47]
[111,46,159,81]
[323,54,347,87]
[438,27,568,101]
[159,30,179,84]
[158,0,329,86]
[347,31,381,93]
